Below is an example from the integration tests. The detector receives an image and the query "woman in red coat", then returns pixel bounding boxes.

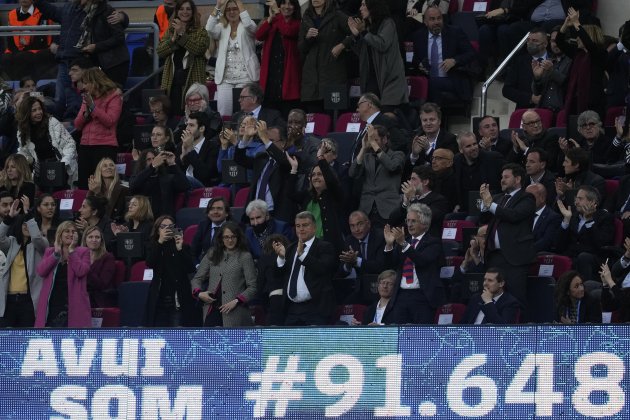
[255,0,301,114]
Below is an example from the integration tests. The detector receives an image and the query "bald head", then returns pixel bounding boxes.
[431,148,454,172]
[525,183,546,209]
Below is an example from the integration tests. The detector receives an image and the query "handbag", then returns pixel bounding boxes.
[37,132,67,188]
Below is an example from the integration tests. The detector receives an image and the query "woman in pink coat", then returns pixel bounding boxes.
[73,67,123,190]
[35,221,91,328]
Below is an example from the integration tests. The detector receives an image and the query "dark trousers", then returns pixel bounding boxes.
[284,300,329,326]
[0,294,35,328]
[395,288,434,324]
[77,145,118,189]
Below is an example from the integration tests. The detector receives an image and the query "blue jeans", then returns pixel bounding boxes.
[54,60,81,121]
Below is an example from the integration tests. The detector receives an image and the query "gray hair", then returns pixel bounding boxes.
[577,110,603,134]
[245,199,269,217]
[456,131,477,147]
[295,210,316,224]
[185,82,209,103]
[407,203,432,225]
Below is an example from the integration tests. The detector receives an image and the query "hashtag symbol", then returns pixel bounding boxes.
[245,355,306,417]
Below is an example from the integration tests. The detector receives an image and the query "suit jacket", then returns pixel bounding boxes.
[554,293,602,323]
[279,237,338,319]
[606,173,630,215]
[351,112,407,161]
[389,191,449,237]
[245,218,294,260]
[341,228,386,304]
[555,208,615,257]
[480,135,513,158]
[384,233,445,306]
[234,142,294,223]
[507,130,561,173]
[362,299,398,325]
[502,53,537,109]
[462,292,521,324]
[411,24,475,83]
[408,129,458,167]
[176,136,220,186]
[349,148,405,219]
[532,205,562,253]
[530,169,557,207]
[233,107,286,130]
[453,150,505,210]
[480,189,536,267]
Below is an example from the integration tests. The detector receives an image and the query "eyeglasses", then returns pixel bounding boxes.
[522,119,542,127]
[432,155,451,161]
[357,100,368,106]
[580,122,598,128]
[159,223,175,229]
[223,235,237,240]
[239,95,253,101]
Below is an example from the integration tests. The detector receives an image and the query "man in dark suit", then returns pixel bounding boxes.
[355,270,400,325]
[606,173,630,238]
[462,268,521,324]
[234,121,294,223]
[502,28,551,109]
[176,111,219,187]
[232,82,285,129]
[453,132,505,212]
[390,165,449,237]
[407,102,458,168]
[507,109,561,172]
[525,183,561,253]
[339,210,386,304]
[384,203,445,323]
[351,93,406,160]
[525,148,557,206]
[556,185,615,282]
[273,211,338,325]
[411,6,476,105]
[479,163,536,313]
[477,115,511,157]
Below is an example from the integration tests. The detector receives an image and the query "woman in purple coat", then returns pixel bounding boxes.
[34,221,91,327]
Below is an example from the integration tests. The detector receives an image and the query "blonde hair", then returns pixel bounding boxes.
[93,157,120,199]
[81,225,106,260]
[55,221,77,247]
[124,195,154,223]
[3,154,32,191]
[81,68,118,98]
[582,24,605,48]
[219,0,239,27]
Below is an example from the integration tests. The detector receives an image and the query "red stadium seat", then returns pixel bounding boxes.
[555,109,567,128]
[334,304,367,325]
[462,0,489,11]
[52,189,88,212]
[407,76,429,101]
[434,303,467,324]
[448,0,459,13]
[529,254,572,280]
[441,220,476,242]
[605,179,620,198]
[335,112,365,133]
[440,256,465,279]
[91,308,121,327]
[183,224,198,246]
[129,261,152,282]
[305,113,332,137]
[188,187,231,208]
[234,187,250,208]
[605,106,625,127]
[205,80,218,101]
[508,108,554,129]
[113,260,127,286]
[116,153,134,178]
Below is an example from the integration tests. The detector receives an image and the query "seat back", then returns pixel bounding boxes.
[508,108,554,129]
[183,224,198,245]
[306,113,332,137]
[175,207,206,230]
[52,189,88,212]
[434,303,467,324]
[188,187,231,208]
[530,254,572,280]
[234,187,250,208]
[116,153,135,178]
[334,304,367,325]
[129,260,151,282]
[335,112,365,133]
[407,76,428,101]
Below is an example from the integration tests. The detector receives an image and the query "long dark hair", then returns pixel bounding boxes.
[16,96,49,145]
[554,270,581,319]
[365,0,390,34]
[173,0,201,29]
[210,221,248,265]
[275,0,301,20]
[151,215,174,241]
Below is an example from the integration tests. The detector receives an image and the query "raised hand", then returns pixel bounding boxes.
[557,199,572,221]
[272,240,286,258]
[383,224,396,246]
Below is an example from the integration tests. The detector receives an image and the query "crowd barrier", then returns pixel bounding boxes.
[3,325,630,419]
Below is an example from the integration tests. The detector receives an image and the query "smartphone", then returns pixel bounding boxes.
[174,227,183,237]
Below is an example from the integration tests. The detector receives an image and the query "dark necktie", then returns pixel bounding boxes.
[288,245,306,300]
[430,35,440,78]
[257,159,275,200]
[487,194,510,251]
[359,240,367,260]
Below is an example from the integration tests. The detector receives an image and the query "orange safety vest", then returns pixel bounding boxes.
[6,7,52,53]
[155,5,170,41]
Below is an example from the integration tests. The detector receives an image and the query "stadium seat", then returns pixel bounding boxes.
[52,189,88,212]
[175,207,206,230]
[407,76,429,101]
[188,187,231,208]
[508,108,554,129]
[605,179,620,198]
[205,80,218,101]
[334,304,367,325]
[605,106,625,127]
[91,308,121,328]
[231,207,245,225]
[116,152,135,178]
[462,0,489,11]
[335,112,365,133]
[555,109,567,127]
[129,261,152,282]
[306,113,332,137]
[233,187,250,208]
[442,220,476,256]
[440,255,465,280]
[434,303,467,324]
[529,254,572,280]
[113,260,127,287]
[183,224,198,245]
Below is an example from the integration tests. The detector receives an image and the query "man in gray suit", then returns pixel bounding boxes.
[349,124,405,228]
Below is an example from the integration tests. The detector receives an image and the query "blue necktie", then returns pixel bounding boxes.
[430,35,440,78]
[257,159,275,200]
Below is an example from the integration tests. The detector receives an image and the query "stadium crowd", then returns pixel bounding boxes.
[0,0,628,327]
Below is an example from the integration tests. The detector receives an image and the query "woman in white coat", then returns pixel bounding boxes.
[206,0,259,116]
[15,95,78,188]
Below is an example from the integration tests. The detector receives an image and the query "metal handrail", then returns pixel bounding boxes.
[0,22,160,73]
[480,31,531,117]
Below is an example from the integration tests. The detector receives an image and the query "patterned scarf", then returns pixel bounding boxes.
[74,2,98,50]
